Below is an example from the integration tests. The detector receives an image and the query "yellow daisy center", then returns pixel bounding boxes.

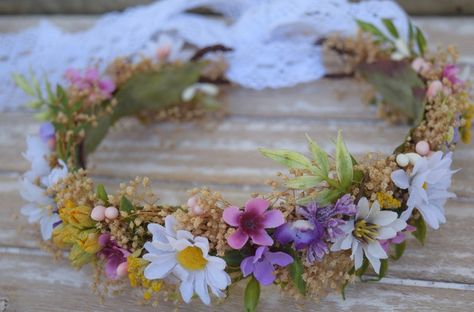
[353,219,379,243]
[176,246,208,271]
[423,182,428,190]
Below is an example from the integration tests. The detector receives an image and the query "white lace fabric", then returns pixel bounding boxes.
[0,0,408,111]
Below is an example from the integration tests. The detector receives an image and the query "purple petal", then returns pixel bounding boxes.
[266,251,293,267]
[274,223,295,244]
[105,258,120,279]
[99,233,111,247]
[223,206,242,227]
[253,246,267,263]
[254,260,275,286]
[244,198,269,215]
[240,256,255,277]
[99,78,116,95]
[227,228,249,249]
[262,210,285,228]
[391,232,405,244]
[250,229,273,246]
[39,122,55,141]
[84,68,99,82]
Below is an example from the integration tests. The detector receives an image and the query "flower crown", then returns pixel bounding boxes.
[17,19,472,310]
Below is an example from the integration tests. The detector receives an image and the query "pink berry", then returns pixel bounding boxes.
[105,206,119,220]
[91,205,106,221]
[191,205,204,216]
[415,140,430,156]
[187,196,198,209]
[116,262,128,278]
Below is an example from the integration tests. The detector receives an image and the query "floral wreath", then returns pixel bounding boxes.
[16,19,473,310]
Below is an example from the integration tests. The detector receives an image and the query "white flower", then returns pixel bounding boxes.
[23,135,51,182]
[20,178,61,240]
[181,83,219,102]
[331,198,406,274]
[20,134,68,240]
[391,151,456,229]
[391,38,411,61]
[143,216,231,305]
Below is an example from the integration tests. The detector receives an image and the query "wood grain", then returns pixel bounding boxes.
[1,16,474,312]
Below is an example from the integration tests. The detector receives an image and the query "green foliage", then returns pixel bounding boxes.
[382,19,399,38]
[96,184,109,205]
[336,130,353,190]
[119,195,134,213]
[83,62,207,156]
[287,249,306,295]
[355,19,388,41]
[223,246,253,268]
[260,133,361,207]
[358,60,426,125]
[244,276,260,312]
[411,216,427,245]
[415,26,427,56]
[258,148,313,170]
[391,240,406,260]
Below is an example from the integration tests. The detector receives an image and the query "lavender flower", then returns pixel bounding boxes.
[241,246,293,285]
[274,194,356,263]
[98,234,130,279]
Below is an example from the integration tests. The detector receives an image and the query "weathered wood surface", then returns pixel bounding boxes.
[1,16,474,312]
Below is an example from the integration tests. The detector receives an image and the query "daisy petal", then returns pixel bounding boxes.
[391,170,410,189]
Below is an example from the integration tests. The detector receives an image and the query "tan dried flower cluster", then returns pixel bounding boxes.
[100,176,176,252]
[50,169,96,209]
[355,154,398,202]
[174,187,232,256]
[323,32,387,74]
[276,251,352,301]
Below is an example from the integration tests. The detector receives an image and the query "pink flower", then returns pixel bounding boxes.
[64,67,116,99]
[442,64,463,86]
[411,57,431,75]
[380,225,416,253]
[223,198,285,249]
[426,80,443,100]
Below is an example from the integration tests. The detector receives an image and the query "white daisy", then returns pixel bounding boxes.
[20,134,68,240]
[391,151,456,229]
[143,216,231,305]
[331,198,406,274]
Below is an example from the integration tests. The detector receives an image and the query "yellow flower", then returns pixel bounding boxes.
[461,105,474,144]
[76,230,101,254]
[376,192,401,209]
[59,200,96,229]
[69,243,94,268]
[127,255,163,300]
[52,223,81,249]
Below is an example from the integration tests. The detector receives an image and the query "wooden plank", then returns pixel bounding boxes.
[3,170,474,284]
[2,111,473,197]
[1,252,474,312]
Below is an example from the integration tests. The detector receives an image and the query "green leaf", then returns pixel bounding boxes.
[96,184,109,205]
[119,195,134,213]
[223,247,253,268]
[355,20,388,40]
[411,216,427,245]
[353,169,365,185]
[382,18,399,38]
[335,131,353,190]
[391,241,406,261]
[415,26,427,56]
[296,188,342,206]
[12,73,35,96]
[258,148,313,170]
[287,249,306,295]
[408,22,415,53]
[358,60,426,126]
[305,133,329,176]
[285,175,324,189]
[82,113,112,156]
[244,276,260,312]
[355,258,369,277]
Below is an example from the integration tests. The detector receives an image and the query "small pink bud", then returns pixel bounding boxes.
[116,262,128,278]
[187,196,198,209]
[47,138,56,150]
[415,140,430,156]
[426,80,443,100]
[191,205,204,216]
[411,57,431,75]
[104,206,119,220]
[156,45,171,61]
[91,205,106,221]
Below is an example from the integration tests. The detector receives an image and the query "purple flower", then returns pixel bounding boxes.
[39,122,55,142]
[442,64,463,86]
[241,246,293,285]
[98,234,130,279]
[223,198,285,249]
[274,194,356,263]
